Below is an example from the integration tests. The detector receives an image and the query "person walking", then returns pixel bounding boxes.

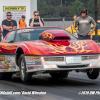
[75,9,97,40]
[2,12,17,38]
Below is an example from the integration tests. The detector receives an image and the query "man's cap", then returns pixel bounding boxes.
[81,9,87,13]
[22,15,25,18]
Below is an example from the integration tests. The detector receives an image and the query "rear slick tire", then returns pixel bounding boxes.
[87,68,99,79]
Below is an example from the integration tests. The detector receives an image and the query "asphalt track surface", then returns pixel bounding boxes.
[0,71,100,100]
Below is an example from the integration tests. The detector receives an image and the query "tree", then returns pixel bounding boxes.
[37,0,96,18]
[86,0,95,17]
[69,0,85,16]
[59,5,70,17]
[86,0,100,18]
[37,0,49,17]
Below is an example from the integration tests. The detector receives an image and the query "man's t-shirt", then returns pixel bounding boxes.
[19,20,26,28]
[0,26,2,42]
[29,18,44,27]
[76,16,95,36]
[2,19,17,37]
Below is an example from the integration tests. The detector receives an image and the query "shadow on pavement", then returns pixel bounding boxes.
[8,74,97,87]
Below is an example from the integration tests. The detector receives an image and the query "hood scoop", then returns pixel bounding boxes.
[39,30,71,42]
[53,36,71,42]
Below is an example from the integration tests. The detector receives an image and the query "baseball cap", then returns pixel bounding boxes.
[22,15,25,18]
[81,9,87,13]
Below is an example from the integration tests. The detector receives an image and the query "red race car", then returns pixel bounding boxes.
[0,27,100,82]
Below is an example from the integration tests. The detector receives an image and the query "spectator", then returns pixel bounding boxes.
[0,26,3,42]
[2,12,17,38]
[75,9,97,40]
[29,11,44,27]
[19,15,27,28]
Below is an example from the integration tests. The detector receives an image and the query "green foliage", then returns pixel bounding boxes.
[37,0,99,18]
[86,0,95,17]
[69,0,85,16]
[37,0,49,17]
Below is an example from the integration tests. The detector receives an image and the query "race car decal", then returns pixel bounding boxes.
[0,55,19,72]
[27,66,40,71]
[25,56,42,71]
[26,61,36,66]
[41,32,53,40]
[17,29,34,33]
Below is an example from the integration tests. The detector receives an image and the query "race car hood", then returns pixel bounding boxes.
[22,40,100,55]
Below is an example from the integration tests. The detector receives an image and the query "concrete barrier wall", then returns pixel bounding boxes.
[44,21,73,27]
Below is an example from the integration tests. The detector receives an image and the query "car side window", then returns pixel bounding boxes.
[5,31,16,43]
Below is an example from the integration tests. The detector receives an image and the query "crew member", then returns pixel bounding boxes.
[19,15,27,28]
[75,9,97,40]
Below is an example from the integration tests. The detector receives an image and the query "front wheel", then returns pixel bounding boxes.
[87,68,99,79]
[50,71,69,78]
[19,54,32,82]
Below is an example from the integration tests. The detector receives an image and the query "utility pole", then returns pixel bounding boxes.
[61,0,62,6]
[92,0,99,42]
[65,0,66,6]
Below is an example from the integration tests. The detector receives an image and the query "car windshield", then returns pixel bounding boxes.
[91,23,100,29]
[15,28,76,42]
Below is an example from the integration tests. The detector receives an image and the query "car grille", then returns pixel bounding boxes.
[57,64,89,68]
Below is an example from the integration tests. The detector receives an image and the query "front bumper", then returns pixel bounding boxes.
[25,54,100,72]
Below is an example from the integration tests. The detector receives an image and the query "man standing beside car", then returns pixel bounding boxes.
[75,9,97,40]
[2,12,17,38]
[29,11,44,27]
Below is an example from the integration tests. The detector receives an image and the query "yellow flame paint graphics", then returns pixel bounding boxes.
[32,40,94,54]
[0,43,31,53]
[0,45,17,50]
[69,41,94,53]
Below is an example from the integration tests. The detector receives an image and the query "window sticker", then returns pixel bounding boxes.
[17,29,34,33]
